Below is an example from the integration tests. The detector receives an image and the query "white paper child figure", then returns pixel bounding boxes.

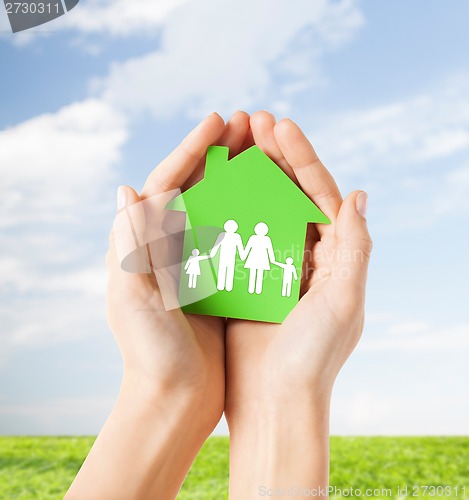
[274,257,298,297]
[184,249,210,289]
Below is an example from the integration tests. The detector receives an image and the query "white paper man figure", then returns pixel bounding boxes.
[241,222,275,295]
[210,220,244,292]
[274,257,298,297]
[184,249,209,289]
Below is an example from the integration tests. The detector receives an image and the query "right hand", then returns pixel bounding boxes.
[106,112,251,431]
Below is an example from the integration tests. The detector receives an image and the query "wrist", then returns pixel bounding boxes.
[121,368,222,435]
[67,367,216,499]
[226,390,331,437]
[225,373,334,426]
[226,393,331,498]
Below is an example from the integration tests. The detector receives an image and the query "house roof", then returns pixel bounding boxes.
[168,145,330,225]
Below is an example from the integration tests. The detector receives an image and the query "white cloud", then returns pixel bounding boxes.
[331,389,469,435]
[331,391,396,433]
[362,322,469,352]
[62,0,190,36]
[332,313,469,434]
[0,261,109,364]
[95,0,364,119]
[0,396,116,434]
[309,75,469,228]
[0,98,128,362]
[0,396,113,418]
[434,166,469,216]
[0,98,127,227]
[0,256,107,296]
[0,0,187,45]
[0,295,105,350]
[387,321,429,336]
[365,311,395,324]
[313,75,469,175]
[3,0,364,119]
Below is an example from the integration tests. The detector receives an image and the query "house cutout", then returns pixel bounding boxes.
[168,145,330,323]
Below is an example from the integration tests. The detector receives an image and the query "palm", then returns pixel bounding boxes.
[227,233,363,400]
[107,264,224,390]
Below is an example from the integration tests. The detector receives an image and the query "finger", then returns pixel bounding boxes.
[222,111,251,157]
[107,186,152,291]
[300,223,319,296]
[274,119,342,232]
[183,111,250,189]
[141,113,225,198]
[330,191,372,303]
[239,127,255,152]
[250,110,296,181]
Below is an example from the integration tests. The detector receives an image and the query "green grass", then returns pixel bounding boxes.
[0,436,468,499]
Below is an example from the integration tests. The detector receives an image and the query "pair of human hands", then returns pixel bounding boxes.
[105,110,372,495]
[107,109,371,420]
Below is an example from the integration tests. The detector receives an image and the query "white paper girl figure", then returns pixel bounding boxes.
[274,257,298,297]
[184,249,210,289]
[241,222,276,295]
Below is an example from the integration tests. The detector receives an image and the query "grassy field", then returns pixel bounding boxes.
[0,436,468,499]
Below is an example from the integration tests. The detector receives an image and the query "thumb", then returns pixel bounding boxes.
[107,185,151,289]
[117,184,140,209]
[334,190,373,295]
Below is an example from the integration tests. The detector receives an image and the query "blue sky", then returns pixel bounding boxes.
[0,0,468,435]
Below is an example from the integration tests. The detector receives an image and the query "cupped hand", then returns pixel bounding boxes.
[106,111,251,430]
[225,111,373,419]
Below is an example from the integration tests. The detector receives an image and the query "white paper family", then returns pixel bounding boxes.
[184,219,298,297]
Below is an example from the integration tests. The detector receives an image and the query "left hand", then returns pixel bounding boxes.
[224,112,373,495]
[226,111,372,408]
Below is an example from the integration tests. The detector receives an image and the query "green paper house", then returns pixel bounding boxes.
[168,145,330,323]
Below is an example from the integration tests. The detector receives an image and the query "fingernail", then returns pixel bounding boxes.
[356,191,368,218]
[117,186,127,211]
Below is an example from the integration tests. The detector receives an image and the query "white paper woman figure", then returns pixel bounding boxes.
[274,257,298,297]
[241,222,276,295]
[184,249,209,289]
